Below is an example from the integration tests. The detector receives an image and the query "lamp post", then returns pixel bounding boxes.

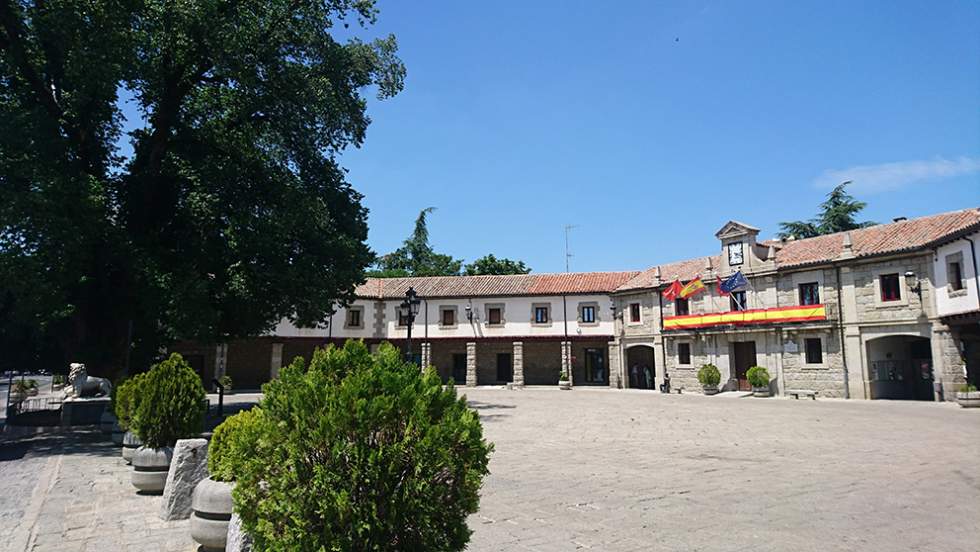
[400,287,422,364]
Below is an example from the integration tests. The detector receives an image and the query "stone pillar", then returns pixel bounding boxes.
[512,342,524,387]
[653,336,666,391]
[607,341,620,388]
[931,324,965,401]
[270,343,284,380]
[215,343,228,380]
[560,341,573,386]
[466,342,477,387]
[420,342,432,370]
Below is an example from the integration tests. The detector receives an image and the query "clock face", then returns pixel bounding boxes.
[728,242,744,265]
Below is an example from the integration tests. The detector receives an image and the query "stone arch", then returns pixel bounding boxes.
[865,334,934,400]
[625,344,656,389]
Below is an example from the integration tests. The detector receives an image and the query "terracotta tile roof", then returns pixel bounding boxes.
[615,256,720,292]
[355,271,640,299]
[775,207,980,268]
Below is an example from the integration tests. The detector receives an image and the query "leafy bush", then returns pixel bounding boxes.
[218,375,233,391]
[962,383,978,393]
[131,353,207,449]
[12,380,28,393]
[559,368,570,382]
[226,340,493,551]
[208,408,266,483]
[697,364,721,386]
[113,373,148,431]
[25,379,38,389]
[746,366,770,388]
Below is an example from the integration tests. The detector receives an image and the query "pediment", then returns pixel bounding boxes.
[715,220,760,239]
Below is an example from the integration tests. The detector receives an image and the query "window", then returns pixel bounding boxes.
[677,342,691,365]
[880,273,901,302]
[345,308,362,328]
[533,305,550,324]
[947,256,964,291]
[440,308,455,327]
[799,282,820,305]
[805,338,823,364]
[581,305,596,324]
[397,310,410,327]
[675,298,689,316]
[730,290,747,311]
[487,307,502,325]
[629,303,641,323]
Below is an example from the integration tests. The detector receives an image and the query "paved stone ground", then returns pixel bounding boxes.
[1,388,978,551]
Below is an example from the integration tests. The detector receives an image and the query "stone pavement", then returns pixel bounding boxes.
[1,388,978,552]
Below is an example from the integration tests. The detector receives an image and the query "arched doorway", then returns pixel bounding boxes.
[626,345,656,389]
[866,335,934,400]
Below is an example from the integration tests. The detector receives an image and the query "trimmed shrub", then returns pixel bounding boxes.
[208,408,266,483]
[131,353,207,449]
[113,373,148,431]
[746,366,770,388]
[697,364,721,387]
[227,340,493,551]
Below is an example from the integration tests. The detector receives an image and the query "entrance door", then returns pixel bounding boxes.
[585,348,606,384]
[452,353,467,385]
[732,341,757,391]
[496,353,513,383]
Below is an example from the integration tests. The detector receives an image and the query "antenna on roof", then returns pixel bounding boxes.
[564,225,578,273]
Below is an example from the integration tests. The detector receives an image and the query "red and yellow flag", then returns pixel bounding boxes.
[662,279,683,300]
[679,277,706,299]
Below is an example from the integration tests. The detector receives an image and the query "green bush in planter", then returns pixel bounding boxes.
[697,364,721,387]
[208,407,266,483]
[227,340,493,552]
[746,366,770,388]
[131,353,207,449]
[113,373,148,431]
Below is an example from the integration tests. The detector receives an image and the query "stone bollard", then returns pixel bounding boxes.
[160,438,209,520]
[225,512,253,552]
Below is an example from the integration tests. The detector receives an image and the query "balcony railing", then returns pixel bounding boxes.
[663,304,828,331]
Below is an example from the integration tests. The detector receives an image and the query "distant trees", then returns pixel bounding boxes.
[778,182,876,239]
[370,209,531,277]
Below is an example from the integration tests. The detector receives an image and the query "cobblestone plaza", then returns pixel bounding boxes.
[2,388,978,551]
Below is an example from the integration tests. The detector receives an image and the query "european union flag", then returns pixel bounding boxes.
[720,271,748,294]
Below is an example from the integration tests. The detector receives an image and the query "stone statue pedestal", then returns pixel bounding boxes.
[60,397,112,426]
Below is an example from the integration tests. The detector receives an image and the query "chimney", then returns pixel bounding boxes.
[653,266,662,285]
[893,216,907,223]
[840,232,855,259]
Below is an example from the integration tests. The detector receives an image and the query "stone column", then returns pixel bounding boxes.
[560,341,573,386]
[270,343,284,380]
[214,343,228,380]
[420,342,432,370]
[653,336,666,391]
[466,342,477,387]
[512,342,524,387]
[607,341,620,388]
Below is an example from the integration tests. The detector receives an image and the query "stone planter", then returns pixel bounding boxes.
[100,411,117,434]
[753,386,771,398]
[957,391,980,408]
[132,446,173,493]
[122,431,141,463]
[111,421,125,446]
[190,477,234,551]
[702,385,719,396]
[558,380,571,390]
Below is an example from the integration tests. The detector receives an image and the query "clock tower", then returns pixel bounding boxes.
[715,220,772,274]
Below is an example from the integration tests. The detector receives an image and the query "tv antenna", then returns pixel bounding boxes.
[564,225,578,273]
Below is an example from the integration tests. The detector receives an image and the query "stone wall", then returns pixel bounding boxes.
[780,329,847,397]
[523,341,562,385]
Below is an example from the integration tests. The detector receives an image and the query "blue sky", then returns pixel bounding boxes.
[339,0,980,273]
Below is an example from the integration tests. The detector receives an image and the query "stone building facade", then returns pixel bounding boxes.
[172,207,980,401]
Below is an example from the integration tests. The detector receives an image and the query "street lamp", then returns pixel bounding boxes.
[400,287,422,364]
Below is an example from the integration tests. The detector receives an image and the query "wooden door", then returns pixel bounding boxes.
[452,354,467,385]
[496,353,513,383]
[732,341,757,391]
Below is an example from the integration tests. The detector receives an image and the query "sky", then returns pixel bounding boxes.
[334,0,980,274]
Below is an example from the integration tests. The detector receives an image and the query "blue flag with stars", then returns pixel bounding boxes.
[720,271,748,294]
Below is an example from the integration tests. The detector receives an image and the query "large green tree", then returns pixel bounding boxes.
[0,0,404,375]
[370,207,464,277]
[463,254,531,276]
[778,181,876,239]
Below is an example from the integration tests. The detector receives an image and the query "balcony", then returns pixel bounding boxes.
[663,304,828,331]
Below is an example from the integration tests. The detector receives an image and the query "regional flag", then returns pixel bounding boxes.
[679,277,706,299]
[662,279,683,300]
[719,271,748,295]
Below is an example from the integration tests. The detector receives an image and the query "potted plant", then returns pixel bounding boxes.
[747,366,771,397]
[218,375,233,394]
[190,408,263,551]
[957,383,980,408]
[25,379,39,396]
[130,353,207,493]
[9,381,28,404]
[114,373,147,462]
[558,369,571,390]
[697,364,721,395]
[51,374,65,391]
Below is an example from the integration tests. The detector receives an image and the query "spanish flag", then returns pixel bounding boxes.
[679,277,706,299]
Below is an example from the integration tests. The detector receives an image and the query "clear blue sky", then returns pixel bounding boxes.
[340,0,979,273]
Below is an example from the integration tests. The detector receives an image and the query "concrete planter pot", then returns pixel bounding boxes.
[558,380,571,390]
[956,391,980,408]
[132,446,173,493]
[99,411,117,434]
[190,477,234,551]
[122,431,142,463]
[752,387,771,398]
[702,385,719,396]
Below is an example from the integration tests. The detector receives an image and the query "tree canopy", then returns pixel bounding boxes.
[0,0,404,375]
[778,182,876,239]
[370,208,531,278]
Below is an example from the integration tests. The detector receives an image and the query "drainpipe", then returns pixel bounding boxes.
[835,265,850,399]
[964,236,980,312]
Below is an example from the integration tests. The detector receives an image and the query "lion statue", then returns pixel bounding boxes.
[64,363,112,399]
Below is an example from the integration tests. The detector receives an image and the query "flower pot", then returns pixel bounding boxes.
[558,380,571,390]
[122,431,141,463]
[111,421,125,446]
[957,391,980,408]
[132,446,173,493]
[100,411,117,434]
[702,385,719,396]
[190,477,234,551]
[752,386,770,398]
